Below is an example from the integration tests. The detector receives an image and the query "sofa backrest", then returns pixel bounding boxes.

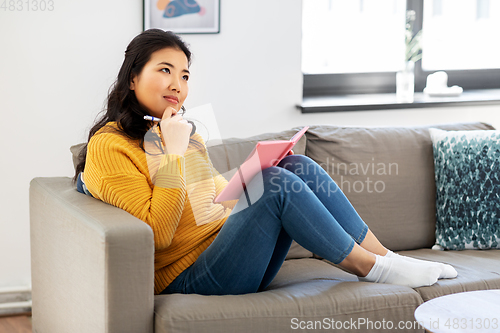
[70,129,308,177]
[70,122,495,255]
[304,122,495,251]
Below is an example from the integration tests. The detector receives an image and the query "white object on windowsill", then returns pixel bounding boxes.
[423,71,463,97]
[424,85,463,97]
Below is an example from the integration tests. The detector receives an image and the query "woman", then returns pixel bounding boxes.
[74,29,457,295]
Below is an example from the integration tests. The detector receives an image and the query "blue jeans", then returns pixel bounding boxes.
[161,155,368,295]
[76,172,93,197]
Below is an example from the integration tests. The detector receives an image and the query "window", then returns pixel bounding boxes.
[302,0,500,97]
[422,0,500,70]
[303,0,406,74]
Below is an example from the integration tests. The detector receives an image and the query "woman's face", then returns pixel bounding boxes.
[130,47,190,119]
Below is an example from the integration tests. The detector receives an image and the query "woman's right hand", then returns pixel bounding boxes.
[160,107,192,156]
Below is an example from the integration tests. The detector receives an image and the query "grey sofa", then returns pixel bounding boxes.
[30,122,500,333]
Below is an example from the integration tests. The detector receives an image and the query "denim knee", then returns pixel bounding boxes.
[279,155,328,177]
[277,155,340,194]
[262,167,313,197]
[279,154,315,168]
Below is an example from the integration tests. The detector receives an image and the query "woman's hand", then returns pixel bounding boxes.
[160,107,192,156]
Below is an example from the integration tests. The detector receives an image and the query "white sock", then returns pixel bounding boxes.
[385,250,457,279]
[359,254,441,288]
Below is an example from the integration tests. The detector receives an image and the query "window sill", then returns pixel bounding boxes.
[298,89,500,113]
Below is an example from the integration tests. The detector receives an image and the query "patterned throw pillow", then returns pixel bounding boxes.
[429,128,500,250]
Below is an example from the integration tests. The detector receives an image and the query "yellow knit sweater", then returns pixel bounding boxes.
[84,122,236,294]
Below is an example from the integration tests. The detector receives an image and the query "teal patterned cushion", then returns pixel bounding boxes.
[429,128,500,250]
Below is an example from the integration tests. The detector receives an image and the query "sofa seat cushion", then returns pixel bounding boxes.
[154,258,423,333]
[397,249,500,301]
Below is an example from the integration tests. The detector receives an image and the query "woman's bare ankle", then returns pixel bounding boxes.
[359,229,389,256]
[338,244,376,277]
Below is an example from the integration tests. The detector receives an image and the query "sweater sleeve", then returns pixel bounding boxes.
[84,132,186,251]
[205,151,239,210]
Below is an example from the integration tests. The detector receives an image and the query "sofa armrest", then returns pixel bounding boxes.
[29,177,154,333]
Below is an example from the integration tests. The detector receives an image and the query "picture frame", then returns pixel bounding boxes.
[144,0,220,34]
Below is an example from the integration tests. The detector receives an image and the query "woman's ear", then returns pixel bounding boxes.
[129,75,136,90]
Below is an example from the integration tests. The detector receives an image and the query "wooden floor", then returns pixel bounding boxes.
[0,315,32,333]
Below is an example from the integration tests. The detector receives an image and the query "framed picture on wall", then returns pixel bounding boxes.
[144,0,220,34]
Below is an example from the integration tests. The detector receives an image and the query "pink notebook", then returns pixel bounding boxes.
[214,126,309,203]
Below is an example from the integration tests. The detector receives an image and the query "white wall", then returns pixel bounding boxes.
[0,0,143,289]
[0,0,499,289]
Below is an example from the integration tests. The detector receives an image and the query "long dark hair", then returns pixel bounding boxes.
[73,29,194,182]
